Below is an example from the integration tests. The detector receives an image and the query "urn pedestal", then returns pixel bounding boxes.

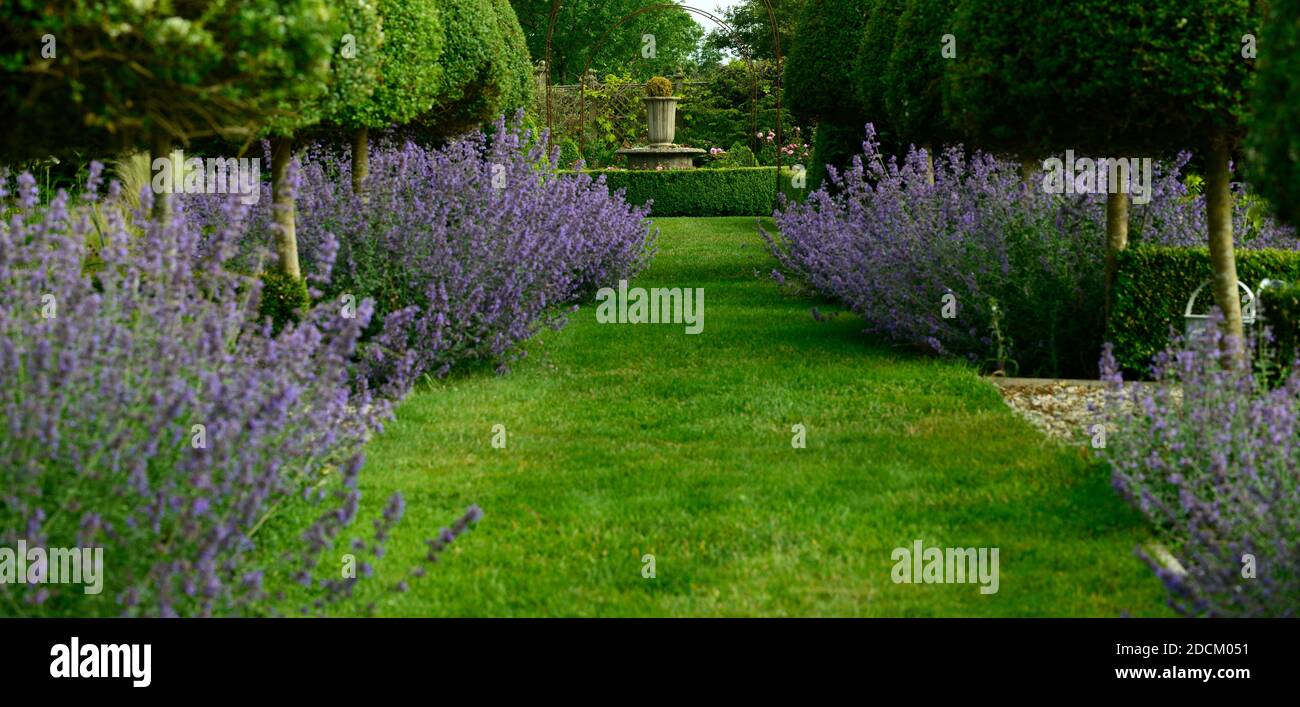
[615,96,704,170]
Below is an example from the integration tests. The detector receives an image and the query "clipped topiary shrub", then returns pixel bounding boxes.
[402,0,532,143]
[558,138,584,168]
[808,122,864,192]
[646,76,674,97]
[723,142,758,167]
[258,267,312,332]
[1247,0,1300,227]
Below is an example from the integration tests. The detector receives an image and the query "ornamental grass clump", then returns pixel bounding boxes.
[219,115,656,381]
[1099,316,1300,617]
[0,166,442,617]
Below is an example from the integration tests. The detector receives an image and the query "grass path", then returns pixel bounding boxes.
[340,216,1166,616]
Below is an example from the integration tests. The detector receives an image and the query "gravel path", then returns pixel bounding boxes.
[992,378,1110,445]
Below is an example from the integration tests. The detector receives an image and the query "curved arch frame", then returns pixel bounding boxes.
[543,0,785,196]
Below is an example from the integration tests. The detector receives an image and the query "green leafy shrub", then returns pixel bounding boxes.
[403,0,533,143]
[0,0,342,159]
[1259,281,1300,372]
[491,0,535,115]
[574,167,801,216]
[809,122,863,191]
[646,76,674,97]
[258,267,312,332]
[720,143,758,167]
[558,138,584,168]
[1111,246,1300,373]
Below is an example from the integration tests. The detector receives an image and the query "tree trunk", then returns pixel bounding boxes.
[1103,191,1129,326]
[1205,139,1244,362]
[351,126,369,201]
[1020,157,1038,184]
[150,130,172,223]
[270,135,301,281]
[923,143,936,186]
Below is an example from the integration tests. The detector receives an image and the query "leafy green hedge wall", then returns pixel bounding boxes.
[573,167,803,217]
[1260,282,1300,372]
[1111,246,1300,372]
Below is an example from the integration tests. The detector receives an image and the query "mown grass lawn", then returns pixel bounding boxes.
[323,216,1167,616]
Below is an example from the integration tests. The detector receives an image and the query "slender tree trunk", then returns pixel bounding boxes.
[1020,157,1038,185]
[150,130,172,223]
[1104,191,1129,327]
[352,126,369,202]
[923,142,936,186]
[270,135,301,281]
[1205,138,1244,362]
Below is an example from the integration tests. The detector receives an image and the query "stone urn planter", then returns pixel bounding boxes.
[645,96,679,147]
[617,76,703,170]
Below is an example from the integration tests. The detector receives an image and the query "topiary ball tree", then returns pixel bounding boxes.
[1248,0,1300,228]
[490,0,535,116]
[332,0,444,196]
[946,0,1261,351]
[646,76,674,97]
[406,0,511,143]
[784,0,872,190]
[884,0,958,175]
[0,0,342,226]
[854,0,905,143]
[260,1,374,286]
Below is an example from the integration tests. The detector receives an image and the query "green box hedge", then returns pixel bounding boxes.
[1259,282,1300,374]
[1111,245,1300,372]
[572,167,803,217]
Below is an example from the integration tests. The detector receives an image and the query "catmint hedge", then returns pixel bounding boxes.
[574,167,802,217]
[764,126,1295,378]
[1100,324,1300,617]
[764,127,1107,377]
[209,117,657,381]
[0,166,416,617]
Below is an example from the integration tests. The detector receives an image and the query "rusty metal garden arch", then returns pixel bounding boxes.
[542,0,785,195]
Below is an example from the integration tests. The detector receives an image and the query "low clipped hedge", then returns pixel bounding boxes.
[571,167,803,217]
[1111,245,1300,372]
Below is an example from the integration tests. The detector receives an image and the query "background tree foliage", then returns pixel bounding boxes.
[510,0,703,83]
[699,0,805,64]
